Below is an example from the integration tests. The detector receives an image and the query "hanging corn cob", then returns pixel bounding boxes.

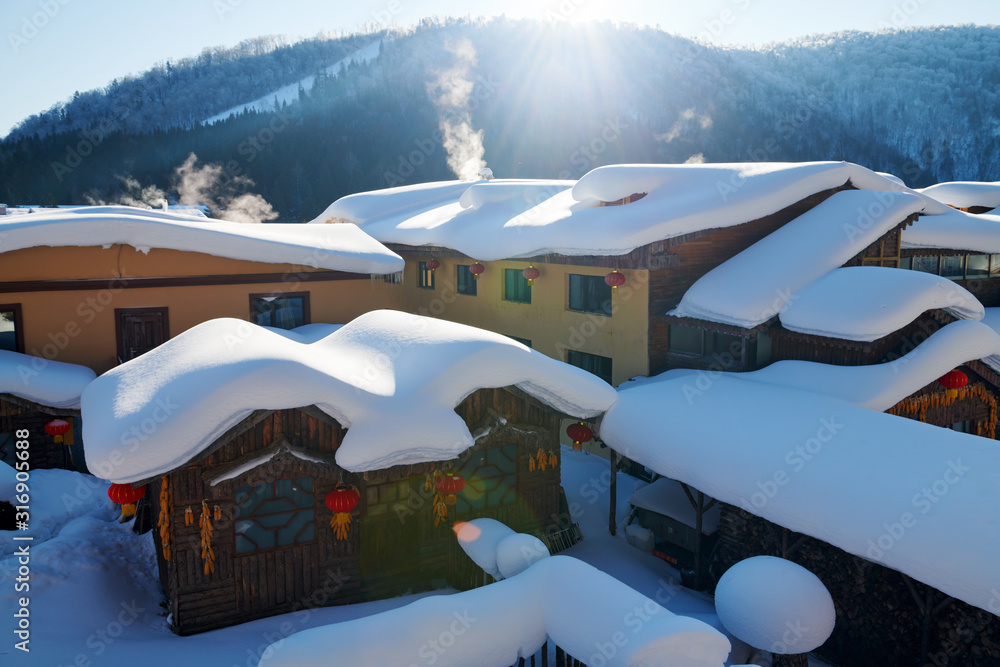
[158,477,171,561]
[199,501,215,576]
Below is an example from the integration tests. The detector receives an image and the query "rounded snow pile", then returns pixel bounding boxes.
[715,556,835,655]
[496,533,549,579]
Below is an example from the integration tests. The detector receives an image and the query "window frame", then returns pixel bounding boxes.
[456,264,477,296]
[233,476,317,554]
[503,268,532,304]
[249,291,312,330]
[567,274,613,317]
[418,262,436,290]
[0,303,24,354]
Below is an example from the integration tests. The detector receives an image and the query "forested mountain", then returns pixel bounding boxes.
[2,19,998,221]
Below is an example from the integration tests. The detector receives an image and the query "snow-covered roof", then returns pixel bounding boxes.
[779,266,984,342]
[918,181,1000,211]
[670,190,926,329]
[602,326,1000,616]
[312,162,942,260]
[0,205,404,274]
[902,206,1000,253]
[0,350,96,409]
[82,311,618,483]
[745,320,1000,410]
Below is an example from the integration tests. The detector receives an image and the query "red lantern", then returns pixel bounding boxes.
[605,270,626,290]
[523,265,541,285]
[45,419,72,444]
[425,258,441,272]
[325,486,360,540]
[435,473,466,505]
[566,422,594,452]
[108,483,146,519]
[938,369,969,399]
[469,262,486,280]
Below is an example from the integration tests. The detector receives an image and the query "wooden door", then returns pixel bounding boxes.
[115,307,169,363]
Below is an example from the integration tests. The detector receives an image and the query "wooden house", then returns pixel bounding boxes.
[82,311,616,635]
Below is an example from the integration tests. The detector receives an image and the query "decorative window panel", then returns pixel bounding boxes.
[234,477,316,554]
[455,444,518,513]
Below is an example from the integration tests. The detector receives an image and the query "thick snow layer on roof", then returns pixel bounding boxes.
[780,266,984,342]
[715,556,835,654]
[0,205,404,274]
[745,320,1000,411]
[629,477,721,534]
[82,310,617,483]
[259,555,731,667]
[902,206,1000,253]
[314,162,941,260]
[670,190,925,328]
[0,350,96,409]
[601,366,1000,616]
[918,181,1000,210]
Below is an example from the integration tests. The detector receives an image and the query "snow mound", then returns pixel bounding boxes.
[715,556,835,654]
[312,162,942,260]
[455,518,516,579]
[0,350,96,409]
[780,266,984,342]
[0,205,404,274]
[671,189,925,328]
[496,533,550,579]
[82,310,618,482]
[259,555,730,667]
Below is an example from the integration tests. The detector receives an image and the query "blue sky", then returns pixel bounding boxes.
[2,0,999,137]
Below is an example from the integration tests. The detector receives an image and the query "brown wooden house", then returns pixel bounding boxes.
[144,386,576,635]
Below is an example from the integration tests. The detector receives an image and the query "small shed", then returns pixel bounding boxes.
[0,350,95,472]
[628,477,720,573]
[83,311,616,635]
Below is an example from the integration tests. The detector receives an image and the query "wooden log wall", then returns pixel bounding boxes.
[715,503,1000,666]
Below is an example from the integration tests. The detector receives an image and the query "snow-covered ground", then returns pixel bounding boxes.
[0,446,768,666]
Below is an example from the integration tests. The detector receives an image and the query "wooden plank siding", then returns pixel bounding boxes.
[155,385,569,635]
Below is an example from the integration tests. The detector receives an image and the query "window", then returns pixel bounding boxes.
[504,269,531,304]
[899,257,912,270]
[669,324,704,356]
[250,292,310,329]
[567,350,613,384]
[967,255,989,279]
[234,477,316,554]
[456,265,477,296]
[455,444,518,513]
[912,256,939,274]
[506,335,532,348]
[991,255,1000,279]
[0,304,23,353]
[568,274,613,316]
[669,325,744,363]
[418,262,435,290]
[940,256,965,280]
